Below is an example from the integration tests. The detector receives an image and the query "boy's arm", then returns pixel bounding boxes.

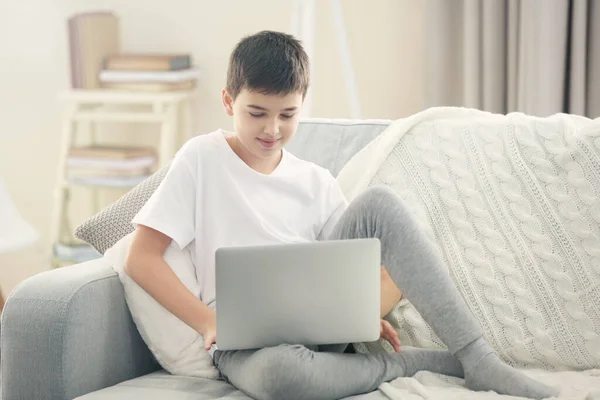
[124,225,216,349]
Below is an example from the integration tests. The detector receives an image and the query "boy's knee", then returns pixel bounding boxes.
[257,345,316,400]
[352,186,406,218]
[355,186,399,207]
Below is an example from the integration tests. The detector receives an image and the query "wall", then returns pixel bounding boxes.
[0,0,425,294]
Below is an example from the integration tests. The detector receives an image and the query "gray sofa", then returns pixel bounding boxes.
[1,119,392,400]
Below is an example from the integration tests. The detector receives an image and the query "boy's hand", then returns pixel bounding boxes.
[380,319,401,352]
[200,311,217,351]
[203,327,217,351]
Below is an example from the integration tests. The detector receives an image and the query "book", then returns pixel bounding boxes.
[100,80,196,92]
[104,53,191,71]
[67,156,157,170]
[68,16,82,89]
[68,167,153,177]
[68,175,151,188]
[68,146,156,160]
[68,12,120,89]
[99,68,201,83]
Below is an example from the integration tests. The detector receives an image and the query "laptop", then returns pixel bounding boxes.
[215,238,381,351]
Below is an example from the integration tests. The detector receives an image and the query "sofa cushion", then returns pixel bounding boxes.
[74,167,169,254]
[74,370,387,399]
[286,118,391,177]
[104,233,219,379]
[74,371,251,399]
[74,119,390,254]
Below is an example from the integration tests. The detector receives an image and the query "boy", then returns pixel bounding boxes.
[125,31,557,400]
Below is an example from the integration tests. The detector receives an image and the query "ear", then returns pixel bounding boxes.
[222,89,234,116]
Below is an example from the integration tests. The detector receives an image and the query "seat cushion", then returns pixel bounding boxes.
[74,371,251,400]
[73,370,388,400]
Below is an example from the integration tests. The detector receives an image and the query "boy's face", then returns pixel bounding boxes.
[222,88,303,160]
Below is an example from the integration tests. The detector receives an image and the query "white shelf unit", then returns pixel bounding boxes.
[50,89,194,267]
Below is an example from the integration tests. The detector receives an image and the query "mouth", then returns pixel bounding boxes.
[257,137,280,149]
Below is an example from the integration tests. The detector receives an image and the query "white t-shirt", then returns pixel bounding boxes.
[133,130,348,309]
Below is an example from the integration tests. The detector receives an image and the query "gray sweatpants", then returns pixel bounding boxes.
[213,186,481,400]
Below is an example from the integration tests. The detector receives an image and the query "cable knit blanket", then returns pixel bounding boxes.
[347,369,600,400]
[336,107,600,398]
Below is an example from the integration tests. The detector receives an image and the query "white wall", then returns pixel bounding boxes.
[0,0,425,294]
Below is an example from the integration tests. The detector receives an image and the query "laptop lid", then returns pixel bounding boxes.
[215,238,381,351]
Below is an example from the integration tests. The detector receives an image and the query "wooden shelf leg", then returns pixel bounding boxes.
[49,104,76,267]
[159,104,177,167]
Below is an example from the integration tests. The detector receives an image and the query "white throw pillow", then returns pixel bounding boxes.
[104,232,219,379]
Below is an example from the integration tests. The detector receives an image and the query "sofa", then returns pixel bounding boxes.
[1,118,393,400]
[4,113,600,400]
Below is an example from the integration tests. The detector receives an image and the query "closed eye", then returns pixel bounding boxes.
[249,113,265,118]
[281,114,295,119]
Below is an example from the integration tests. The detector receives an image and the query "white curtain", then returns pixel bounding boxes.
[425,0,600,117]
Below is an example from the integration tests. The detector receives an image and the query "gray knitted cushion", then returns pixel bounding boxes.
[74,166,169,254]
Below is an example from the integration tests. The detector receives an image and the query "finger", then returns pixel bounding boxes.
[382,322,401,352]
[392,336,401,352]
[387,327,396,338]
[383,330,396,342]
[392,332,401,352]
[383,334,399,352]
[204,335,214,350]
[384,332,401,353]
[380,323,390,339]
[382,321,394,336]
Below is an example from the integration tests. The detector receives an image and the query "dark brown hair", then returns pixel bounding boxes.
[226,31,310,99]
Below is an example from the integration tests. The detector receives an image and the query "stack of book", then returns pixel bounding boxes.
[99,53,200,92]
[67,146,157,188]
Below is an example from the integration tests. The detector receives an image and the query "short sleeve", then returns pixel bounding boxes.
[132,140,198,250]
[317,177,349,240]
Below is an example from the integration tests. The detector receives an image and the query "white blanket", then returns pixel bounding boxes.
[350,369,600,400]
[337,107,600,398]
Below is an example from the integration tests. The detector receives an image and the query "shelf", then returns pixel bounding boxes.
[67,156,157,170]
[72,112,165,123]
[50,89,192,268]
[60,89,193,104]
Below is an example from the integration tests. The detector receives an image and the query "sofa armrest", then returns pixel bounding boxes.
[1,258,159,400]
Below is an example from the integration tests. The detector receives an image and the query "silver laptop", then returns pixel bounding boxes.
[215,238,381,351]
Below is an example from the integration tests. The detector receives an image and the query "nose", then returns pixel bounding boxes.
[263,117,279,137]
